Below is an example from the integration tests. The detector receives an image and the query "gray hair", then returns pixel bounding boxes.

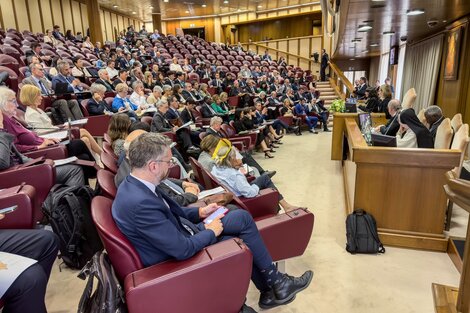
[424,105,443,124]
[156,99,168,109]
[89,83,106,94]
[98,69,108,77]
[56,61,69,73]
[128,132,171,169]
[213,146,236,167]
[0,86,16,110]
[210,116,223,126]
[153,85,163,93]
[132,81,144,90]
[388,99,402,112]
[162,85,172,92]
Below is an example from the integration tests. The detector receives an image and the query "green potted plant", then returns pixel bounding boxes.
[329,99,345,113]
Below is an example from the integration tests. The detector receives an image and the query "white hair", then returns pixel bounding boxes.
[0,86,15,110]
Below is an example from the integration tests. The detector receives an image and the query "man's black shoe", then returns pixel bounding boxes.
[259,289,295,310]
[239,303,257,313]
[264,170,276,178]
[323,128,331,132]
[273,270,313,303]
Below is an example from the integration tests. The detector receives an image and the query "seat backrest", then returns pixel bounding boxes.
[416,108,427,126]
[220,123,236,137]
[103,132,112,143]
[435,118,453,149]
[91,196,143,282]
[80,99,90,117]
[401,88,417,110]
[451,113,463,133]
[97,169,117,199]
[189,157,207,187]
[141,116,153,125]
[102,141,117,159]
[101,150,118,173]
[450,124,469,176]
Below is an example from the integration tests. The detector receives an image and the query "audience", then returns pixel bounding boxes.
[424,105,444,139]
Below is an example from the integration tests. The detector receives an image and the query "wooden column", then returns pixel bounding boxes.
[86,0,103,44]
[152,14,162,33]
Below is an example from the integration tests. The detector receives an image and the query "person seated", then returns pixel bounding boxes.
[233,108,275,158]
[396,108,434,148]
[172,84,186,104]
[180,100,198,124]
[112,133,313,312]
[95,69,115,92]
[151,100,200,154]
[129,81,148,109]
[21,85,102,158]
[294,100,318,134]
[71,57,91,80]
[211,139,303,213]
[254,101,289,136]
[209,72,225,93]
[200,96,218,118]
[23,63,84,123]
[182,82,204,104]
[358,87,380,113]
[0,129,85,187]
[424,105,444,139]
[147,85,163,106]
[143,71,156,90]
[87,83,114,115]
[51,61,87,98]
[105,59,119,80]
[377,84,392,119]
[108,113,132,157]
[113,70,129,89]
[44,29,61,47]
[174,72,186,89]
[0,221,59,313]
[112,83,141,121]
[211,94,230,117]
[309,91,330,132]
[169,57,183,73]
[374,99,401,136]
[0,87,96,182]
[161,85,173,103]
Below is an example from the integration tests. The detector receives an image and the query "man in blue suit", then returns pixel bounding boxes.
[112,133,312,311]
[51,61,85,94]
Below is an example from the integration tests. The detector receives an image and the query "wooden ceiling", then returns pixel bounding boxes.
[99,0,317,21]
[336,0,470,59]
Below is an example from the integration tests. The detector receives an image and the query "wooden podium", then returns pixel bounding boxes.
[332,113,461,251]
[433,172,470,313]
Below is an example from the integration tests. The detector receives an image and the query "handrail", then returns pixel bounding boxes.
[244,42,312,62]
[328,61,354,99]
[239,35,322,46]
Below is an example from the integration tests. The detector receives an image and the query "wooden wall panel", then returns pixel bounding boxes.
[165,18,215,42]
[1,0,17,31]
[41,0,54,31]
[62,0,74,34]
[51,0,64,30]
[28,0,43,33]
[15,0,30,31]
[112,13,119,41]
[80,3,89,36]
[71,0,83,35]
[299,38,310,59]
[104,11,113,42]
[278,41,287,53]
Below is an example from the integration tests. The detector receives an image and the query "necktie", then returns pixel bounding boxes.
[154,186,199,236]
[38,80,49,95]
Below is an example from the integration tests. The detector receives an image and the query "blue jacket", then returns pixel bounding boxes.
[112,96,138,112]
[112,175,216,267]
[51,74,83,93]
[294,103,307,115]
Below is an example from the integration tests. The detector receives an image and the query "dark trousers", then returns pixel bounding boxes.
[215,209,273,292]
[176,129,193,150]
[272,119,289,135]
[320,65,327,81]
[0,230,59,313]
[67,139,96,180]
[251,174,283,200]
[241,152,265,175]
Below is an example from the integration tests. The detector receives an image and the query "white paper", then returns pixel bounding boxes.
[53,156,78,167]
[69,118,88,125]
[0,252,38,298]
[175,121,193,132]
[144,107,157,113]
[39,130,68,139]
[198,186,225,200]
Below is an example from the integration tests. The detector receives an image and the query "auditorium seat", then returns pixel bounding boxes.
[101,150,118,174]
[96,169,117,199]
[451,113,463,133]
[91,196,252,313]
[0,184,36,229]
[79,99,112,137]
[435,118,453,149]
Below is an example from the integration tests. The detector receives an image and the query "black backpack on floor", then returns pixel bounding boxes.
[77,251,127,313]
[346,209,385,254]
[42,185,103,269]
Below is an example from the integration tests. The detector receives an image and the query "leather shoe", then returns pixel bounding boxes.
[259,289,295,310]
[239,303,257,313]
[273,270,313,304]
[264,170,277,178]
[187,146,200,153]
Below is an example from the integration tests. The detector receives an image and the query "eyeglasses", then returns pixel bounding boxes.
[151,158,176,165]
[7,98,18,107]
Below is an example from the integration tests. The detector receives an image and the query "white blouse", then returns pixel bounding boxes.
[25,107,58,134]
[396,128,418,148]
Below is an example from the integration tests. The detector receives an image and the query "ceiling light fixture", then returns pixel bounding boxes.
[358,25,372,32]
[202,4,207,7]
[223,0,229,3]
[383,31,395,35]
[406,9,425,16]
[113,4,118,8]
[185,10,189,13]
[362,50,369,53]
[258,5,262,8]
[370,43,379,47]
[354,55,360,58]
[350,58,355,61]
[150,6,153,9]
[163,0,169,2]
[132,11,136,14]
